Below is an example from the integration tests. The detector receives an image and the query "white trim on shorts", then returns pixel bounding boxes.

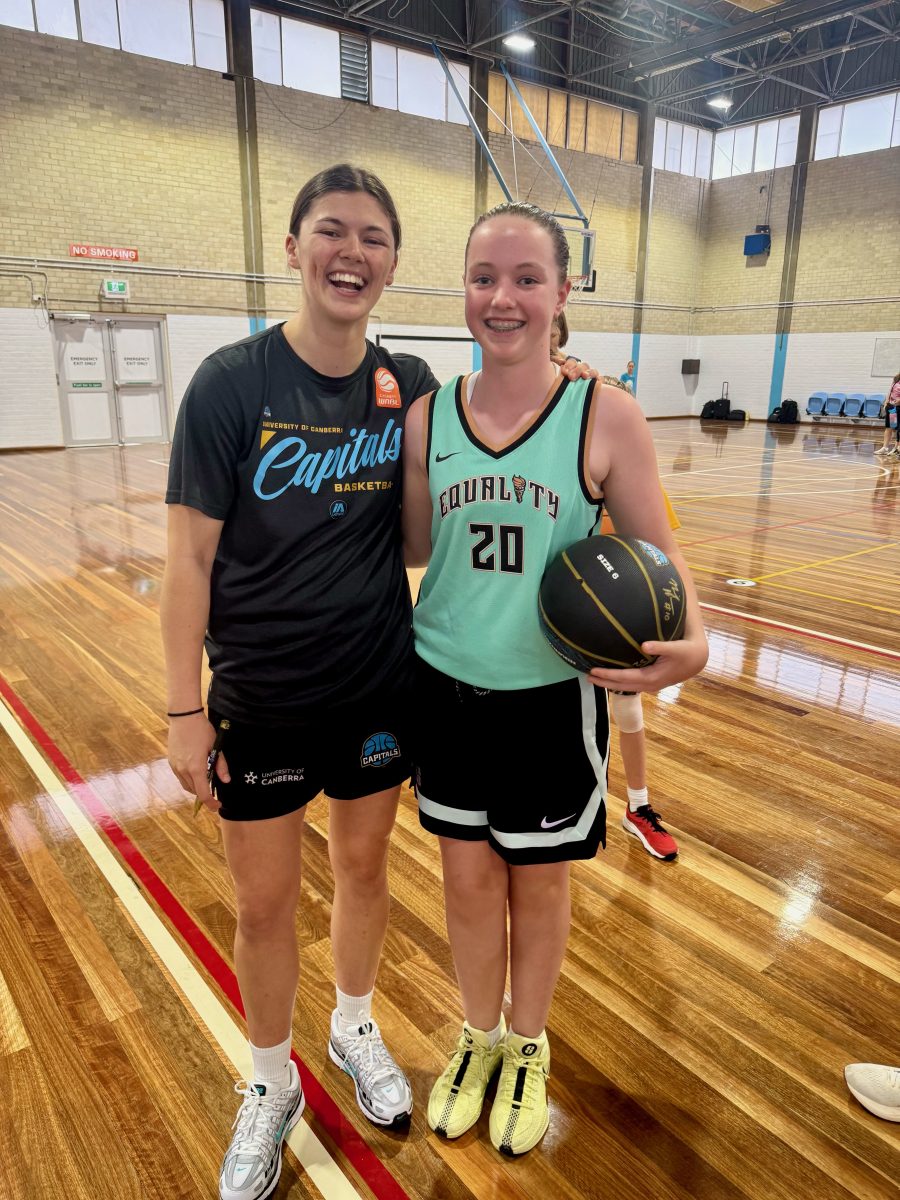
[417,795,488,828]
[417,678,609,855]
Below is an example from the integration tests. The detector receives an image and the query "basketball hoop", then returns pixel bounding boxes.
[562,227,596,295]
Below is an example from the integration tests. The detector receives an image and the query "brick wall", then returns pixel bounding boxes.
[642,171,706,336]
[693,167,792,337]
[0,28,247,317]
[1,26,898,446]
[792,149,900,333]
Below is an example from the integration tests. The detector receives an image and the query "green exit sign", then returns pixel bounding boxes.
[101,278,130,299]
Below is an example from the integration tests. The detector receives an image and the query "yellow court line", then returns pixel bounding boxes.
[755,580,900,617]
[753,541,898,582]
[0,698,360,1200]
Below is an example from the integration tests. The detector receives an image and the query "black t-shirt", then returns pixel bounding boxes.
[166,324,439,723]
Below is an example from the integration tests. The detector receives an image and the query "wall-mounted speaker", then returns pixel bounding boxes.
[681,359,700,375]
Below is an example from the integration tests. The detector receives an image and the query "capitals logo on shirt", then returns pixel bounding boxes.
[361,731,401,767]
[374,368,401,408]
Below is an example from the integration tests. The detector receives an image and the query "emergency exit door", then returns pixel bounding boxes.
[54,317,170,446]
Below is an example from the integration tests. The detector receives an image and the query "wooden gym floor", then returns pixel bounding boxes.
[0,417,897,1199]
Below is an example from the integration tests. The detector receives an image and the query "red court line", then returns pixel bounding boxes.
[698,604,900,662]
[0,674,411,1200]
[678,502,888,549]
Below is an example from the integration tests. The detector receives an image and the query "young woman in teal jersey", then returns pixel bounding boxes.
[402,202,708,1157]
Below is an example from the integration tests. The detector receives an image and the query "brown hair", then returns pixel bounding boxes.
[466,202,570,284]
[553,311,570,348]
[288,163,402,249]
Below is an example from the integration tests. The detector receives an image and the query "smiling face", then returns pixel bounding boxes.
[285,190,398,328]
[464,215,570,366]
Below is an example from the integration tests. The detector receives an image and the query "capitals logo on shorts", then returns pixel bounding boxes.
[361,731,401,768]
[374,367,401,408]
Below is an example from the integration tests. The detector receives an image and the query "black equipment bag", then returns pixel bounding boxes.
[728,409,746,421]
[701,382,731,420]
[778,399,799,424]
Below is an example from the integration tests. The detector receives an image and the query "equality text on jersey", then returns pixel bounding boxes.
[438,474,560,522]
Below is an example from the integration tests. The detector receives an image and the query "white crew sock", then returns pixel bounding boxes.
[249,1036,293,1093]
[627,786,649,812]
[336,986,373,1030]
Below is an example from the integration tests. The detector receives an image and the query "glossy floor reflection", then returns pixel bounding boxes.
[0,420,897,1200]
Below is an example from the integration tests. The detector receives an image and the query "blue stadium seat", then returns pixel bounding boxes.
[864,394,884,418]
[842,393,865,419]
[824,393,846,416]
[806,392,827,419]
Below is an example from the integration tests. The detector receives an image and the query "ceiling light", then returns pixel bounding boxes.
[502,33,536,52]
[707,94,734,111]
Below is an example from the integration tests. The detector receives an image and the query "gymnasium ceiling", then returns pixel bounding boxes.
[267,0,900,126]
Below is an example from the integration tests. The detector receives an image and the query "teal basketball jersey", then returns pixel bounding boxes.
[413,372,603,689]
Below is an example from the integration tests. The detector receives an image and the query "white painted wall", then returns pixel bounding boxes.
[5,314,898,449]
[636,334,697,417]
[782,330,898,405]
[0,307,63,448]
[166,315,253,414]
[693,334,774,418]
[369,323,474,385]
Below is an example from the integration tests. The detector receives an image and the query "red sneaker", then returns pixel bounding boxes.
[622,805,678,860]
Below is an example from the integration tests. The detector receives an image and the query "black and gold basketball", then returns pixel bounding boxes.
[538,535,686,671]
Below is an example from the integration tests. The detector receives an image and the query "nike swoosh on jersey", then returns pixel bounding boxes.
[435,451,461,462]
[541,813,577,829]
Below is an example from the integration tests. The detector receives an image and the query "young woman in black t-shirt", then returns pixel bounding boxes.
[163,165,438,1199]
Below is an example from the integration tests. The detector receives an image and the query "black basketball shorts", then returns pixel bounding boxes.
[208,688,412,821]
[413,657,609,866]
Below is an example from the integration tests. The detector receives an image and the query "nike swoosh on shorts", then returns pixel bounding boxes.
[541,813,576,829]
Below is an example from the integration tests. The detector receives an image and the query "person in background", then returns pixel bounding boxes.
[875,370,900,456]
[552,320,681,862]
[620,359,636,393]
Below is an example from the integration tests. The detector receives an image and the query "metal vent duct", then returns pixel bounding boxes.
[340,32,369,102]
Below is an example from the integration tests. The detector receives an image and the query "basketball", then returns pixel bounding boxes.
[538,535,687,671]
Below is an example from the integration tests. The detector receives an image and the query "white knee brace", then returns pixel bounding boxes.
[609,691,643,734]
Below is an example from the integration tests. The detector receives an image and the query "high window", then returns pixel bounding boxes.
[372,41,469,125]
[711,114,800,179]
[814,90,900,160]
[653,118,713,179]
[0,0,228,70]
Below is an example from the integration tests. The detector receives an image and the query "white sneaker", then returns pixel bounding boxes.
[844,1063,900,1122]
[219,1061,304,1200]
[874,445,890,455]
[328,1011,413,1127]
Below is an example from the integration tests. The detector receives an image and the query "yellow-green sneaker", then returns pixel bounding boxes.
[489,1030,550,1156]
[427,1017,506,1139]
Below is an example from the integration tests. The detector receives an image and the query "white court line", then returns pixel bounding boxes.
[676,484,886,502]
[700,603,900,662]
[0,697,361,1200]
[661,458,878,482]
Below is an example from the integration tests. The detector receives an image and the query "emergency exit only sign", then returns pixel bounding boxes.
[69,243,139,262]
